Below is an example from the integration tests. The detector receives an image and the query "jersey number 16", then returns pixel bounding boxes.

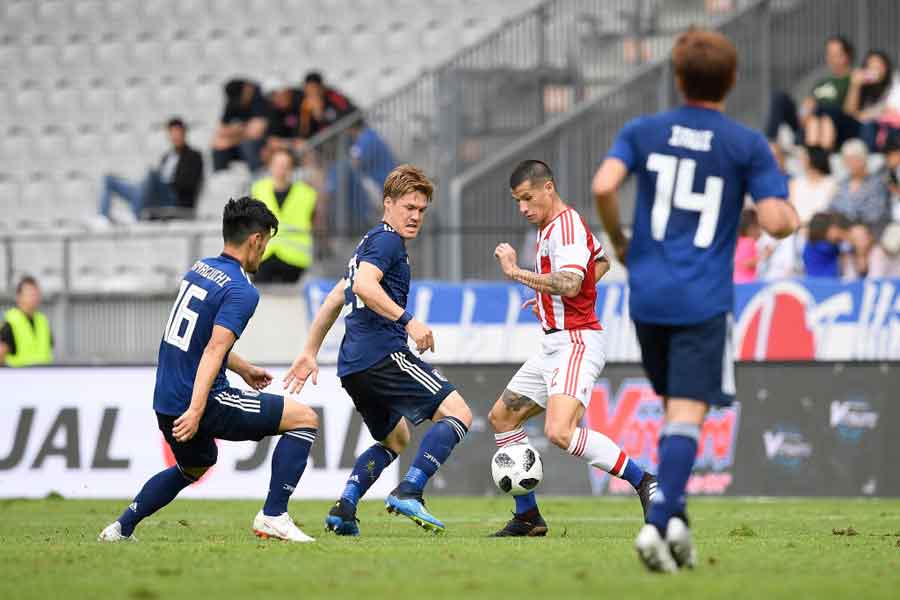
[164,281,208,352]
[647,153,724,248]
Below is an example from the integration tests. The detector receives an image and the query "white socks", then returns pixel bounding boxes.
[567,426,629,477]
[495,427,529,447]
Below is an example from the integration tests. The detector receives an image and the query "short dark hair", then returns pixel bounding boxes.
[509,160,555,189]
[672,29,737,102]
[16,275,38,295]
[826,35,855,61]
[167,117,186,130]
[805,145,832,175]
[304,71,323,86]
[222,196,278,245]
[807,213,833,242]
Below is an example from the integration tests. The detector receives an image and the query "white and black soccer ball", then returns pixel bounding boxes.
[491,443,543,496]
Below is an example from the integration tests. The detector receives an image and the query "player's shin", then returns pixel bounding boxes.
[647,422,699,535]
[263,428,318,516]
[341,443,398,505]
[495,428,539,516]
[117,466,197,536]
[400,417,468,493]
[567,427,646,489]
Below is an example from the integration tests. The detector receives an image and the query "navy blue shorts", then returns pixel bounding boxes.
[340,350,456,441]
[634,313,735,407]
[156,387,284,468]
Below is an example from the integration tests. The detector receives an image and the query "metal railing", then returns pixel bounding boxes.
[445,0,900,280]
[300,0,751,252]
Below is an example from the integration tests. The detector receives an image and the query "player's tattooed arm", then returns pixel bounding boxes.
[511,269,583,297]
[495,242,583,297]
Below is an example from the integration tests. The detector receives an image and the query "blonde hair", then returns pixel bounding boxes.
[383,164,434,202]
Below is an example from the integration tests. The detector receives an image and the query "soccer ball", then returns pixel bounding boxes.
[491,443,543,496]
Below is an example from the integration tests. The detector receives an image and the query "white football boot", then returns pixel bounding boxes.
[252,511,315,543]
[666,517,697,569]
[97,521,137,543]
[635,524,678,573]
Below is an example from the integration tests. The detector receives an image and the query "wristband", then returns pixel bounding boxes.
[396,311,413,326]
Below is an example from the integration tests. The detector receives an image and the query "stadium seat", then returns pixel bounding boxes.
[35,0,69,28]
[33,124,69,161]
[59,171,97,226]
[11,239,65,294]
[82,76,117,117]
[165,30,202,70]
[46,78,82,120]
[72,0,105,25]
[94,32,130,75]
[0,34,23,72]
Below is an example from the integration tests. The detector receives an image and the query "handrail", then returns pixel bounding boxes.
[450,0,769,191]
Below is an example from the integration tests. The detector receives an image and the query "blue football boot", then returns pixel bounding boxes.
[385,486,445,534]
[325,499,360,536]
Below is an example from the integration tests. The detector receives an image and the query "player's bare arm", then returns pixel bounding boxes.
[592,158,630,264]
[227,351,272,391]
[173,324,236,442]
[756,197,800,239]
[353,261,434,353]
[494,243,583,298]
[284,279,346,393]
[595,255,611,280]
[0,341,8,363]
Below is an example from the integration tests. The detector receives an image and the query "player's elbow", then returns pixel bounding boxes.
[592,176,615,201]
[757,199,799,239]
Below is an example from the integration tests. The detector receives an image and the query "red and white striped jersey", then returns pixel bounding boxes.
[533,207,602,331]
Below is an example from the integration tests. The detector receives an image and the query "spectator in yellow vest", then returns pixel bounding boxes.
[251,149,317,283]
[0,276,54,367]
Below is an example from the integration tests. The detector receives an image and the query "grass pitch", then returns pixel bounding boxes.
[2,497,899,599]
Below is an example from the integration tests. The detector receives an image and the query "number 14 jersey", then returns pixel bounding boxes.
[607,105,788,325]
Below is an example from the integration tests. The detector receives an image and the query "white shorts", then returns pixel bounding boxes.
[506,329,606,408]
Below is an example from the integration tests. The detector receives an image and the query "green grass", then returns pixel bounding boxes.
[2,497,899,599]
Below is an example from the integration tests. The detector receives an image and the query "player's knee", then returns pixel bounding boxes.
[282,400,318,431]
[488,403,516,432]
[544,422,574,450]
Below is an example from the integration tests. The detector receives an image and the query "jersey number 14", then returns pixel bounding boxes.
[164,281,208,352]
[647,153,724,248]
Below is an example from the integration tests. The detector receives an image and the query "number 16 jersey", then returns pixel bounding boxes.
[606,105,787,325]
[153,253,260,416]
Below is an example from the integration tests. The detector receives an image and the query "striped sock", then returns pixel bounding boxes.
[263,428,317,516]
[402,417,468,492]
[494,427,539,515]
[567,426,645,488]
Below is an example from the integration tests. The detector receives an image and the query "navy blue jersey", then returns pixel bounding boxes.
[338,222,410,377]
[153,254,260,416]
[607,105,788,325]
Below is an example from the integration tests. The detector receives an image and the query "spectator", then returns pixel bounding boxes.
[251,149,317,283]
[298,71,357,139]
[263,79,303,158]
[830,139,891,231]
[734,209,760,283]
[212,78,269,172]
[803,213,844,278]
[868,222,900,278]
[790,146,836,226]
[621,0,660,66]
[765,36,854,149]
[0,276,53,367]
[844,50,900,151]
[97,118,204,224]
[885,132,900,221]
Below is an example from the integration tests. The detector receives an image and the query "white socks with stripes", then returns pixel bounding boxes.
[496,426,632,479]
[566,426,629,477]
[495,427,530,448]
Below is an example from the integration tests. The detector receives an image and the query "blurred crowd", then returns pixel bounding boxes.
[735,37,900,283]
[93,70,398,283]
